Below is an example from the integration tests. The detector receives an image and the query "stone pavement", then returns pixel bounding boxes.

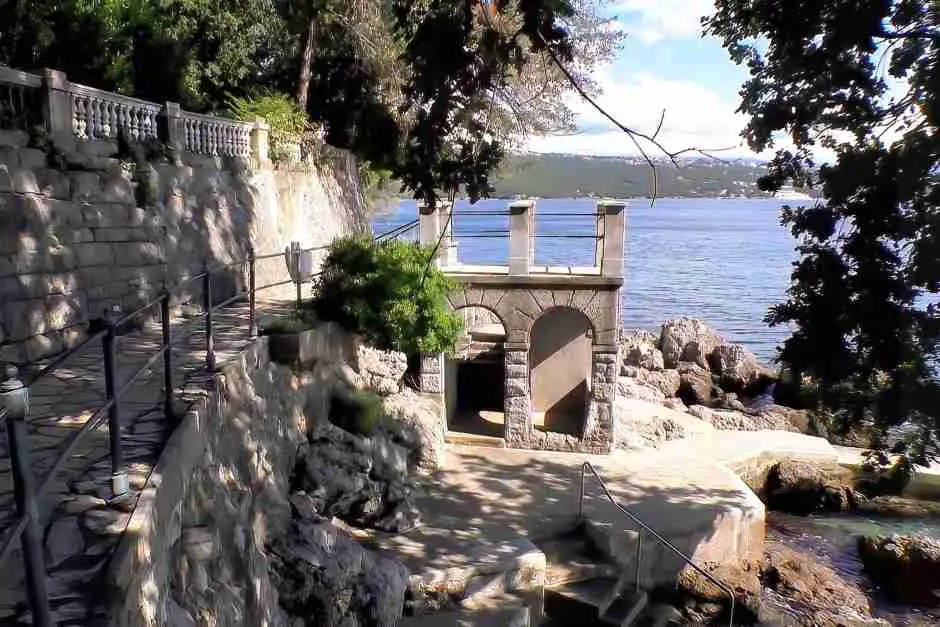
[0,297,292,625]
[381,429,839,587]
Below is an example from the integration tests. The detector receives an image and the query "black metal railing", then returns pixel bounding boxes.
[0,242,326,626]
[578,461,736,626]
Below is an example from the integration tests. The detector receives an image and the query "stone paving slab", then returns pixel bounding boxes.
[390,431,838,589]
[0,297,293,624]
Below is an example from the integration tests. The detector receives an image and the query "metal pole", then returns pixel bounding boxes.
[248,248,257,338]
[102,308,127,497]
[160,293,174,422]
[203,261,216,370]
[293,242,302,310]
[634,532,643,592]
[578,463,587,519]
[1,367,52,627]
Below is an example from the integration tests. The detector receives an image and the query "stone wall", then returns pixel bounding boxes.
[0,131,365,363]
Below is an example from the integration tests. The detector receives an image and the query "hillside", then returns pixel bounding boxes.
[490,153,777,199]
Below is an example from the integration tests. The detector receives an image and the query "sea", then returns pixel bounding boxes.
[372,197,799,365]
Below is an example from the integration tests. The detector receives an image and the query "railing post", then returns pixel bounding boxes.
[203,261,216,370]
[248,248,258,338]
[41,68,71,142]
[0,367,52,627]
[102,307,128,497]
[290,242,302,311]
[634,532,642,592]
[160,101,183,163]
[160,293,174,422]
[251,116,271,169]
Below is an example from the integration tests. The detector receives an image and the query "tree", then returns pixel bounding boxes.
[706,0,940,462]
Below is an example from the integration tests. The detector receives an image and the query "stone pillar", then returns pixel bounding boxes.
[160,102,183,163]
[41,69,72,141]
[582,349,617,453]
[419,352,444,394]
[251,116,271,169]
[418,200,442,266]
[597,200,626,278]
[509,200,534,275]
[503,343,532,447]
[439,200,458,266]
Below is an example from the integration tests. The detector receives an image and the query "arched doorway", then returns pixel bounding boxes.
[445,306,507,439]
[529,307,593,436]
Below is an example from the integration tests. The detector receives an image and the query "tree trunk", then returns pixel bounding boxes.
[296,16,317,111]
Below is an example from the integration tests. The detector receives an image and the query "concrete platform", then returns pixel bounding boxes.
[392,428,839,586]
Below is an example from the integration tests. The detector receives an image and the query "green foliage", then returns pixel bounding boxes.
[857,450,916,497]
[261,312,315,335]
[329,390,386,436]
[707,0,940,464]
[227,92,316,165]
[311,236,462,355]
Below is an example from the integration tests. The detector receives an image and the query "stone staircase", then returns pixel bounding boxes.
[394,518,685,627]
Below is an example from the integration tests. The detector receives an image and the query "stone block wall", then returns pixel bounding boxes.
[0,131,365,363]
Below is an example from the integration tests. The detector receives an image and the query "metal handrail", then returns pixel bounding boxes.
[578,461,736,626]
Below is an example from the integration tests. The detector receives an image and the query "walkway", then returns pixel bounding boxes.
[379,423,838,586]
[0,297,291,625]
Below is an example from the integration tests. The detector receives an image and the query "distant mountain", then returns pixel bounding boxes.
[490,152,786,199]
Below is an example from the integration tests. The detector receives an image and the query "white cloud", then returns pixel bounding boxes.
[525,70,761,158]
[614,0,714,44]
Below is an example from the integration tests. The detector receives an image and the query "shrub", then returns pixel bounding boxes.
[227,92,319,165]
[856,450,916,497]
[329,390,386,436]
[260,313,314,335]
[311,236,462,355]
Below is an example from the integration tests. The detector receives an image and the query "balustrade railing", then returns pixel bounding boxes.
[0,65,269,162]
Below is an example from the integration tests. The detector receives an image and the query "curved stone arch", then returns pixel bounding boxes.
[451,303,508,336]
[527,304,597,344]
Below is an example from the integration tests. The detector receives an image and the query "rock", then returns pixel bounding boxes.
[616,376,666,404]
[614,397,687,450]
[687,404,799,432]
[660,318,723,369]
[289,492,321,520]
[713,390,746,412]
[165,597,197,627]
[663,397,687,412]
[355,344,407,396]
[677,559,761,623]
[380,389,446,472]
[371,435,409,483]
[46,516,84,568]
[272,518,408,627]
[709,343,774,395]
[182,527,216,562]
[677,361,713,406]
[81,508,129,536]
[761,541,880,626]
[375,497,422,533]
[764,460,855,514]
[856,495,940,518]
[60,494,107,515]
[620,329,664,371]
[858,535,940,606]
[746,403,810,433]
[623,366,682,397]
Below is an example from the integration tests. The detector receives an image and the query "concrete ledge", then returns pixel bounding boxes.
[448,272,623,288]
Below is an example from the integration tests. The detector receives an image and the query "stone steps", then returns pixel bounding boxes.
[445,431,505,448]
[399,594,530,627]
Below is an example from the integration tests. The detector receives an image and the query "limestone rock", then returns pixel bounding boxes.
[858,535,940,606]
[687,405,799,433]
[355,344,406,396]
[677,559,761,623]
[660,318,723,369]
[380,389,446,472]
[746,403,810,433]
[272,518,408,627]
[182,527,216,562]
[677,361,713,406]
[713,390,746,412]
[614,397,687,450]
[856,495,940,518]
[620,329,664,371]
[761,541,881,626]
[622,366,682,398]
[616,376,666,404]
[709,343,774,395]
[764,460,855,514]
[371,435,409,483]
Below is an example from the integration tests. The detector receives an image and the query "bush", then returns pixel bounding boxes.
[330,390,385,436]
[260,312,314,335]
[311,236,462,355]
[856,450,916,497]
[227,92,319,165]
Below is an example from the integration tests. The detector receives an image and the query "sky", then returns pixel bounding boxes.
[525,0,762,159]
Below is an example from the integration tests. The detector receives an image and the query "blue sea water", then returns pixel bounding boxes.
[372,197,797,364]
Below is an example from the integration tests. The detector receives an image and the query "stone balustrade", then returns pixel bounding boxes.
[0,65,269,163]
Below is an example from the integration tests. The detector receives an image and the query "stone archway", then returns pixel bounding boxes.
[529,307,594,436]
[445,305,507,439]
